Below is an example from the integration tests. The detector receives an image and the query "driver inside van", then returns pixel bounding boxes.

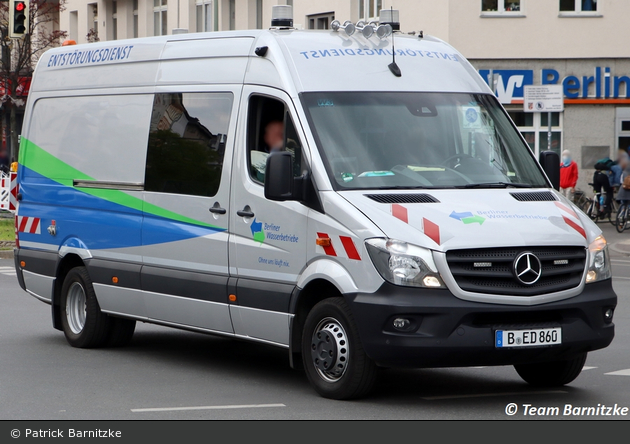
[262,120,284,153]
[252,120,286,182]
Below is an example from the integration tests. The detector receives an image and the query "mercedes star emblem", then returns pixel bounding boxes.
[513,252,542,286]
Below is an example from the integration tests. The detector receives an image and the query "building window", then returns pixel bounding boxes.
[256,0,263,29]
[560,0,597,12]
[145,93,234,197]
[507,109,562,157]
[133,0,138,38]
[154,0,168,36]
[229,0,235,30]
[308,12,335,30]
[69,10,78,41]
[196,0,212,32]
[482,0,521,13]
[359,0,382,21]
[112,1,118,40]
[88,3,99,41]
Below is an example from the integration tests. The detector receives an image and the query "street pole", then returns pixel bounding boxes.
[547,111,552,152]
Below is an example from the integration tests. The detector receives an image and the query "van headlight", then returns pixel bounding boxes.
[586,235,612,284]
[365,238,446,288]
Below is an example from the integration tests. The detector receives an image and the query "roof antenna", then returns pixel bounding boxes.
[387,7,401,77]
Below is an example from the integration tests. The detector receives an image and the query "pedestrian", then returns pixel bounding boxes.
[559,150,578,202]
[615,159,630,210]
[593,157,615,218]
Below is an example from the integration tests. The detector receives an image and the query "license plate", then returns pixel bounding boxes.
[495,328,562,348]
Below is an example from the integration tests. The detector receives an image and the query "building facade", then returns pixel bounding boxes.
[57,0,630,192]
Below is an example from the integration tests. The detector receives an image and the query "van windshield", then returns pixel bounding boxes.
[300,92,549,190]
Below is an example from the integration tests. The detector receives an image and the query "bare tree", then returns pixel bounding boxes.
[0,0,68,161]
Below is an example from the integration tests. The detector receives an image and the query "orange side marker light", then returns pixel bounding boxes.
[316,237,331,247]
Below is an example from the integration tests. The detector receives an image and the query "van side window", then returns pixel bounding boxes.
[247,95,303,184]
[144,92,233,197]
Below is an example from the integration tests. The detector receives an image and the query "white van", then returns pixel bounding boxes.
[14,8,616,399]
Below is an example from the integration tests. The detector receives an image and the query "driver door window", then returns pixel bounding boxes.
[247,95,303,184]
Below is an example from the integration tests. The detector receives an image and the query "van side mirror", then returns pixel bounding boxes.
[265,152,300,201]
[539,150,560,191]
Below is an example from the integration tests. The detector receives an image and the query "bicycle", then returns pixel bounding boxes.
[616,201,630,232]
[583,183,618,224]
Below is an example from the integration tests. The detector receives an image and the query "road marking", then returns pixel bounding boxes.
[582,366,597,371]
[420,390,567,401]
[0,266,16,277]
[613,277,630,281]
[605,369,630,376]
[131,403,286,413]
[612,259,630,264]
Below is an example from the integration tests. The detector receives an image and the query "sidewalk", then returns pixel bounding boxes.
[0,211,14,259]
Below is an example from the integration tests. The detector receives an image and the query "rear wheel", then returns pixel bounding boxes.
[60,266,111,348]
[302,298,377,400]
[514,353,587,387]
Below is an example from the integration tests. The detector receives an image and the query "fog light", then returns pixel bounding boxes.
[423,276,442,287]
[604,308,614,323]
[586,270,597,283]
[393,318,411,330]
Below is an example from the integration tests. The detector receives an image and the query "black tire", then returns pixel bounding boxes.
[585,199,599,222]
[616,205,628,233]
[106,317,136,347]
[60,266,111,348]
[514,353,587,387]
[302,297,377,400]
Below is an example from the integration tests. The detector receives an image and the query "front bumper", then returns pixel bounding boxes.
[347,279,616,368]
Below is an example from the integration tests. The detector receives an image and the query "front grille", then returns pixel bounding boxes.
[364,194,440,204]
[446,246,586,296]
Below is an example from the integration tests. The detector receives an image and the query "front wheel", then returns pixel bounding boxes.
[302,298,377,400]
[616,205,628,233]
[514,353,587,387]
[60,266,111,348]
[585,199,599,222]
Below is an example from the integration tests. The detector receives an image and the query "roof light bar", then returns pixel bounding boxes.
[376,24,393,39]
[271,5,293,28]
[379,9,401,31]
[356,21,375,38]
[331,20,356,36]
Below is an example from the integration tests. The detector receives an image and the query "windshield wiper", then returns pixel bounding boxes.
[456,182,534,189]
[374,185,441,190]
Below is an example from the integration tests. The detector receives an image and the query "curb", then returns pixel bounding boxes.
[610,241,630,256]
[0,249,14,259]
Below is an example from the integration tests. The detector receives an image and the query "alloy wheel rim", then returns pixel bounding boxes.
[66,282,87,334]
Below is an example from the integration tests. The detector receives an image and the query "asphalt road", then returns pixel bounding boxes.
[0,222,629,420]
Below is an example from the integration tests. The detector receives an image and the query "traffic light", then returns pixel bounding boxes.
[9,0,30,39]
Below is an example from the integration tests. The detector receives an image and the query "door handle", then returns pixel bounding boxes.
[236,207,255,218]
[209,203,227,214]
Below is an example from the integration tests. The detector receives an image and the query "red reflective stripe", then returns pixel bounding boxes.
[423,218,441,245]
[18,216,28,232]
[339,236,361,261]
[316,232,337,256]
[554,201,577,218]
[562,216,586,239]
[392,204,408,223]
[30,218,40,234]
